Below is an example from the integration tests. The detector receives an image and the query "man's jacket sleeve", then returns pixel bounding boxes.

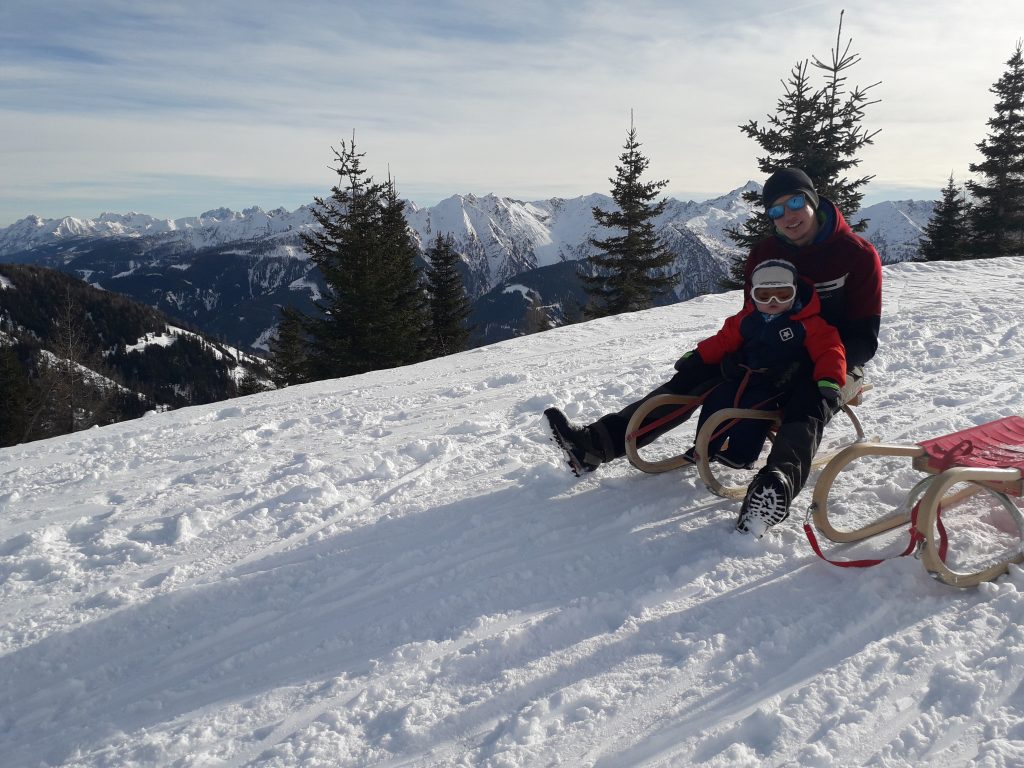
[838,240,882,367]
[803,315,847,386]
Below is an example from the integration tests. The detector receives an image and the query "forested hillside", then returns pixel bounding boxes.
[0,264,269,447]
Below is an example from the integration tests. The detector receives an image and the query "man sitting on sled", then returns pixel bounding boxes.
[545,167,882,537]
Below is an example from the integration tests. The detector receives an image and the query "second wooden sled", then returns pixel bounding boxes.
[623,383,870,499]
[807,415,1024,587]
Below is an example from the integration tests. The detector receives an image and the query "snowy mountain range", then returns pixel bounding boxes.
[3,256,1022,766]
[0,186,933,350]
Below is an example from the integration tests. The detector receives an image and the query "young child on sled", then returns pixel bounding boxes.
[546,169,880,537]
[675,258,847,470]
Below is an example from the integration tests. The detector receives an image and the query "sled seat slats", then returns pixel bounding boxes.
[912,416,1024,494]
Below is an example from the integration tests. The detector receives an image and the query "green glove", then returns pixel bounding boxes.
[817,379,842,404]
[674,350,702,374]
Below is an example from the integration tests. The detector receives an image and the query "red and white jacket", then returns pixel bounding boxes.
[697,278,846,387]
[743,198,882,370]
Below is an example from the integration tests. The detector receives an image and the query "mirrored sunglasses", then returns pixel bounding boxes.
[751,284,796,305]
[766,194,807,220]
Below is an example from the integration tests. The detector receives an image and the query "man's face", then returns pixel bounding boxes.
[770,193,818,247]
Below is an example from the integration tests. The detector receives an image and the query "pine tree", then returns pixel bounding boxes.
[727,60,821,260]
[0,345,31,447]
[267,305,311,387]
[968,41,1024,258]
[723,11,880,287]
[50,286,91,433]
[300,138,429,377]
[809,12,881,226]
[920,174,970,261]
[377,176,432,365]
[584,119,677,317]
[424,232,472,356]
[236,370,268,396]
[301,138,383,378]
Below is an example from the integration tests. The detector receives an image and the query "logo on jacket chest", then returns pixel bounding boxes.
[779,327,795,342]
[814,274,848,298]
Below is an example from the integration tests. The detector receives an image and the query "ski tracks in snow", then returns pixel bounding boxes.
[4,259,1024,766]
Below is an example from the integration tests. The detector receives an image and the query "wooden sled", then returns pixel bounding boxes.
[807,416,1024,587]
[623,381,870,499]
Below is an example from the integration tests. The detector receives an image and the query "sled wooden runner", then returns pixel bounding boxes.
[807,415,1024,588]
[623,383,870,499]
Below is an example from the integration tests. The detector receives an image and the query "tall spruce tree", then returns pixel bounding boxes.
[51,287,93,433]
[723,11,880,287]
[299,138,429,378]
[584,119,677,317]
[968,41,1024,258]
[524,293,553,335]
[920,174,970,261]
[301,138,382,378]
[377,176,432,365]
[424,232,472,356]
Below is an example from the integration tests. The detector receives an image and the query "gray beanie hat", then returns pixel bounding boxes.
[751,258,798,289]
[762,168,819,210]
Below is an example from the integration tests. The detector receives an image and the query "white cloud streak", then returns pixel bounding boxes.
[2,0,1023,224]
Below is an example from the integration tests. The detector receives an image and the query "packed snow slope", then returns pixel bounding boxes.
[3,258,1024,768]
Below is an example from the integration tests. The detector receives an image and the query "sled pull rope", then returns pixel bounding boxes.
[803,475,949,568]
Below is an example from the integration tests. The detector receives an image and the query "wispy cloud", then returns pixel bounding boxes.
[2,0,1023,224]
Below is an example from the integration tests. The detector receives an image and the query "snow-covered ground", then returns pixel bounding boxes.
[3,258,1024,767]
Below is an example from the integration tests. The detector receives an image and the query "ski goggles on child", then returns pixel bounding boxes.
[766,194,807,220]
[751,284,796,305]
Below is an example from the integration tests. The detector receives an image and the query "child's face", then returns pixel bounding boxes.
[757,297,794,315]
[751,284,795,315]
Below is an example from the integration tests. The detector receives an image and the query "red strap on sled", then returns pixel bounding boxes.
[626,392,710,442]
[627,367,779,444]
[803,498,949,569]
[705,367,780,446]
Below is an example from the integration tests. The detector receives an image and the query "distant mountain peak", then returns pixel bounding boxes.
[0,187,934,362]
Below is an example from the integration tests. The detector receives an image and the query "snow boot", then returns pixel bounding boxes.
[544,408,605,477]
[736,468,792,537]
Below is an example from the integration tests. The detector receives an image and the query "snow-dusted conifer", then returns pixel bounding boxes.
[424,232,472,356]
[968,41,1024,259]
[0,346,31,446]
[377,177,432,366]
[300,138,430,377]
[723,11,879,287]
[267,306,311,387]
[301,137,383,378]
[920,174,970,261]
[584,120,677,318]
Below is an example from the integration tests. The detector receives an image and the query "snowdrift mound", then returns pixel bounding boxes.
[2,257,1024,767]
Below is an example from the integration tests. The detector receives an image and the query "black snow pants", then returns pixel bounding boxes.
[589,363,862,498]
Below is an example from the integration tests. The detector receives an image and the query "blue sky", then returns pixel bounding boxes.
[2,0,1022,226]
